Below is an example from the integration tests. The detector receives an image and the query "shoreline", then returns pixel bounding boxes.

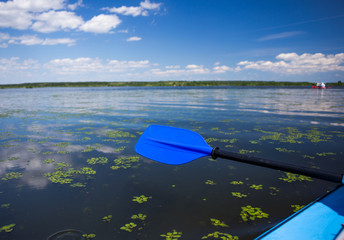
[0,80,342,89]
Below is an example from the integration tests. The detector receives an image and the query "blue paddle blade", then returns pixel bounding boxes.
[135,125,213,165]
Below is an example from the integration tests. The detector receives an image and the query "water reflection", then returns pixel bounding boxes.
[0,86,343,240]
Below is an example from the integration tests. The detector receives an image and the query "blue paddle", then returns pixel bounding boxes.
[135,125,343,184]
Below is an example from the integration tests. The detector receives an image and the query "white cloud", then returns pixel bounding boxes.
[237,53,344,74]
[0,33,75,47]
[0,0,66,30]
[32,10,84,33]
[105,0,161,17]
[67,0,83,10]
[140,0,161,10]
[0,57,40,71]
[45,58,151,74]
[126,36,142,42]
[79,14,121,33]
[213,65,233,73]
[257,31,304,42]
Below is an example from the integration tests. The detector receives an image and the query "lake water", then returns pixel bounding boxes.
[0,86,344,240]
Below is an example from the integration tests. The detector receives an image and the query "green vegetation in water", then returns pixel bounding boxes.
[202,231,239,240]
[205,138,232,144]
[0,224,15,233]
[1,203,10,208]
[102,215,112,223]
[316,152,336,157]
[43,159,55,164]
[230,181,243,185]
[113,146,126,152]
[240,205,269,222]
[111,156,140,170]
[269,187,280,196]
[231,192,247,198]
[120,222,137,232]
[82,233,96,239]
[255,127,332,144]
[106,130,135,138]
[87,157,108,165]
[53,142,71,148]
[131,214,147,221]
[250,184,263,190]
[2,172,23,181]
[210,218,229,227]
[132,195,152,204]
[291,205,305,212]
[279,172,313,183]
[239,149,259,154]
[275,148,295,153]
[205,180,216,185]
[160,230,182,240]
[70,182,86,188]
[44,163,96,185]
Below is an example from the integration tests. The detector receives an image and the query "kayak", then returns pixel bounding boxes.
[255,185,344,240]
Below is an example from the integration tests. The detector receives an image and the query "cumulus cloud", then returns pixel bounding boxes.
[0,33,75,47]
[237,52,344,74]
[0,0,121,34]
[105,0,161,17]
[126,36,142,42]
[79,14,121,33]
[0,0,66,30]
[32,10,84,33]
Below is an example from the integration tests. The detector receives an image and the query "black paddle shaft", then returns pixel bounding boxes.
[211,147,343,184]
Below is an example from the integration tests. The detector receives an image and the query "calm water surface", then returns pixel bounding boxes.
[0,86,344,239]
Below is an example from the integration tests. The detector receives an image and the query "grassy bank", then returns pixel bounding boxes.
[0,80,342,89]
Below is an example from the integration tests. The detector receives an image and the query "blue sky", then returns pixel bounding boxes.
[0,0,344,84]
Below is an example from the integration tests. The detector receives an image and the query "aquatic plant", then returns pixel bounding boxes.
[291,205,305,212]
[279,172,313,183]
[275,148,295,153]
[53,142,71,148]
[160,230,182,240]
[70,182,86,188]
[132,195,152,204]
[202,231,239,240]
[2,172,23,181]
[239,149,258,154]
[43,159,55,164]
[83,146,95,152]
[210,218,229,227]
[131,214,147,221]
[111,156,140,170]
[302,155,315,159]
[231,192,247,198]
[0,224,15,233]
[113,146,126,152]
[106,130,135,138]
[316,152,336,157]
[230,181,243,185]
[120,222,137,232]
[250,184,263,190]
[205,180,216,185]
[87,157,108,165]
[102,215,112,223]
[269,187,280,196]
[240,205,269,221]
[82,233,96,239]
[1,203,10,208]
[44,164,95,185]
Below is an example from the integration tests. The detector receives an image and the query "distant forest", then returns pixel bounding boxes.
[0,80,343,89]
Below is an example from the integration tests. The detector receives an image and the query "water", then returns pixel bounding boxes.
[0,86,343,239]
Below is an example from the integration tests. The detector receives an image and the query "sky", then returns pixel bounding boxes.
[0,0,344,84]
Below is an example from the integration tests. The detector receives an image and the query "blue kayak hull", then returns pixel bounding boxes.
[256,185,344,240]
